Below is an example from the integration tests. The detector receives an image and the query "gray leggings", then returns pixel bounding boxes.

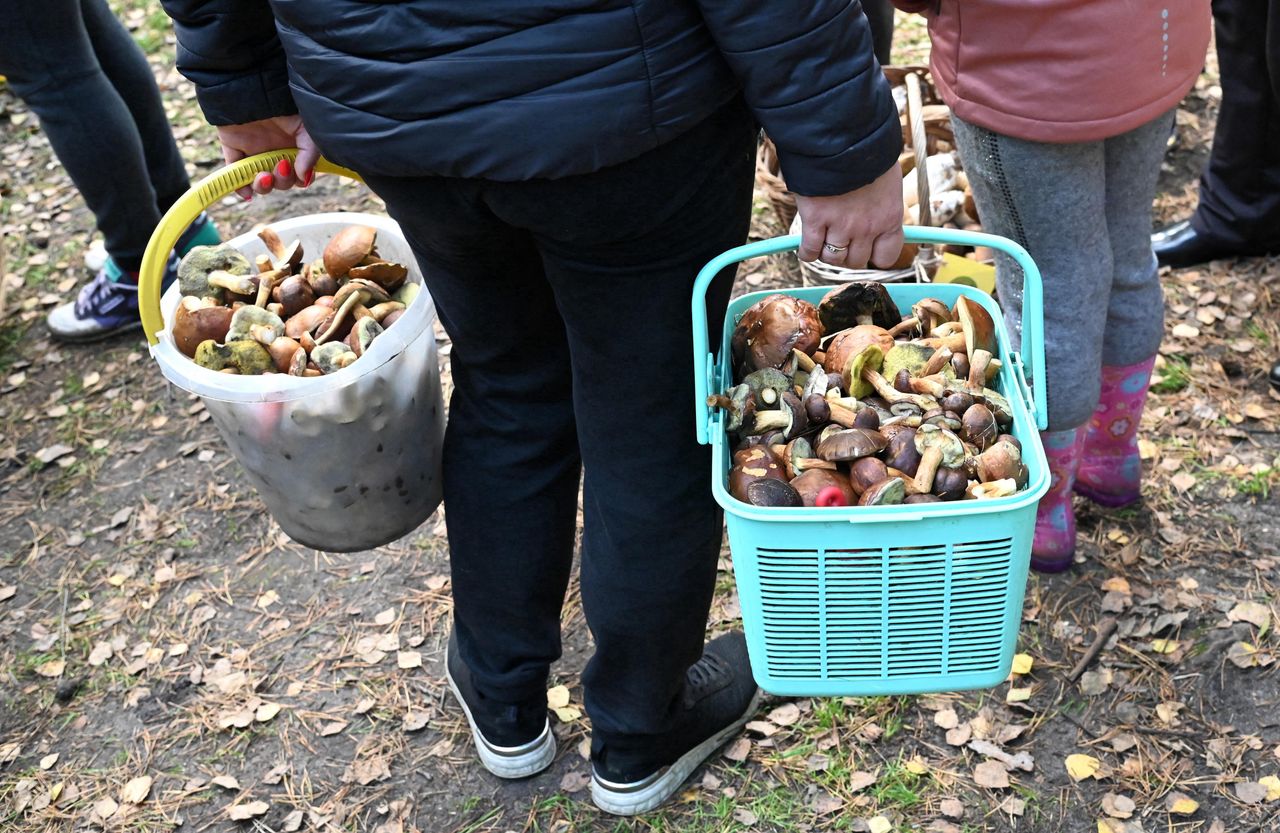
[951,111,1172,431]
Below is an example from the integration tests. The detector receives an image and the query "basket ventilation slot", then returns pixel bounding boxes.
[756,539,1015,680]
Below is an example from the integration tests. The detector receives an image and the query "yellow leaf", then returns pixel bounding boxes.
[120,775,152,804]
[1065,754,1101,781]
[867,816,892,833]
[1166,793,1199,815]
[1149,639,1180,654]
[396,651,422,670]
[49,782,64,802]
[904,757,928,775]
[546,685,571,710]
[1006,687,1033,703]
[1100,577,1130,594]
[1260,775,1280,802]
[553,706,582,723]
[1098,820,1122,833]
[256,590,279,609]
[1010,653,1034,675]
[35,659,65,678]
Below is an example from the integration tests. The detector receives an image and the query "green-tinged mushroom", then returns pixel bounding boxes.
[312,341,358,374]
[347,316,384,357]
[193,339,274,375]
[707,383,755,433]
[742,367,792,407]
[842,344,884,399]
[178,244,252,299]
[393,281,420,308]
[882,341,937,383]
[226,305,285,345]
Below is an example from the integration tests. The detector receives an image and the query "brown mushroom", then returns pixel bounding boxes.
[961,403,998,451]
[883,427,922,477]
[816,428,887,462]
[791,469,856,507]
[348,260,408,292]
[822,326,894,377]
[728,446,788,502]
[912,424,966,494]
[272,275,316,318]
[954,296,997,357]
[731,294,823,372]
[967,478,1018,499]
[747,391,807,441]
[171,297,233,358]
[858,478,906,506]
[848,457,889,496]
[323,225,378,279]
[745,478,804,507]
[818,282,901,332]
[932,467,969,501]
[975,439,1022,483]
[267,336,305,373]
[783,437,837,479]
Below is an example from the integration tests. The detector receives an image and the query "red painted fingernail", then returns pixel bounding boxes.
[276,159,292,177]
[302,169,314,188]
[257,173,273,188]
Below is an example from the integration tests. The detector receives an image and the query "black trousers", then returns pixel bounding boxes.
[863,0,897,67]
[363,99,756,757]
[1192,0,1280,250]
[0,0,191,272]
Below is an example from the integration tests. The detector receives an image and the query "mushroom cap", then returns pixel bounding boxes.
[347,316,384,356]
[728,449,788,502]
[312,341,358,374]
[967,478,1018,499]
[347,260,408,291]
[932,467,969,500]
[818,282,901,332]
[177,244,251,296]
[172,299,233,358]
[976,440,1022,482]
[731,294,823,372]
[954,296,997,357]
[882,341,937,382]
[816,427,888,462]
[961,403,998,450]
[334,278,391,307]
[848,456,889,495]
[745,478,804,507]
[822,326,893,377]
[913,424,966,468]
[226,305,284,344]
[911,298,953,334]
[783,436,816,479]
[394,281,421,307]
[323,225,378,278]
[285,305,331,340]
[791,469,857,507]
[272,275,316,319]
[267,336,304,373]
[193,339,273,375]
[742,367,792,406]
[858,477,906,506]
[306,260,339,297]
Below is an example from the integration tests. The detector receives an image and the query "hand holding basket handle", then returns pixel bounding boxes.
[137,149,361,346]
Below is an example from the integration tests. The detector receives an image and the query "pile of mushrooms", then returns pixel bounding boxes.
[710,282,1027,508]
[172,224,419,375]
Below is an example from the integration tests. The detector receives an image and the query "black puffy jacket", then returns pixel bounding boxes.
[160,0,900,196]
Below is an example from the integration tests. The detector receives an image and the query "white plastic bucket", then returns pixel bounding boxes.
[150,212,444,552]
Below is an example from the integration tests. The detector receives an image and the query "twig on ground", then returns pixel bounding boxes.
[1068,616,1118,682]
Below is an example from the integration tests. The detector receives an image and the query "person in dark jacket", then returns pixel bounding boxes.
[159,0,904,814]
[1152,0,1280,266]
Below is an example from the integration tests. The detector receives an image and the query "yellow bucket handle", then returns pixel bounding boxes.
[138,150,362,345]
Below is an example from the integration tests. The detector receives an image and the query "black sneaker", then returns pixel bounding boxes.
[591,631,763,815]
[444,633,556,779]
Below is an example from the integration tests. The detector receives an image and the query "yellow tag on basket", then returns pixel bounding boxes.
[931,252,996,296]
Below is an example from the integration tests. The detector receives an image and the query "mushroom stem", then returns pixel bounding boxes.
[253,269,286,307]
[828,400,860,428]
[792,348,816,372]
[922,346,953,376]
[967,349,993,393]
[886,316,921,339]
[749,410,791,434]
[912,446,944,494]
[314,289,365,346]
[921,332,967,354]
[208,270,256,295]
[258,226,286,260]
[861,367,938,411]
[932,321,964,338]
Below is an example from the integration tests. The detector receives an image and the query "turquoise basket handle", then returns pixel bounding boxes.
[692,227,1048,445]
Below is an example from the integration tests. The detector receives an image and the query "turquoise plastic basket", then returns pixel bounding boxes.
[692,227,1050,697]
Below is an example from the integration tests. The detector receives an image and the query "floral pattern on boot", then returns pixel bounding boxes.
[1032,428,1084,574]
[1076,356,1157,508]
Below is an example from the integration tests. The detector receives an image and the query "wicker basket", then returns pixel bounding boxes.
[756,135,796,230]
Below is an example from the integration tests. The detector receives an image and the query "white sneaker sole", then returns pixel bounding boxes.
[591,688,764,816]
[445,666,556,779]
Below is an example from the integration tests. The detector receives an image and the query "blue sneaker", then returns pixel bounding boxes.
[46,252,179,342]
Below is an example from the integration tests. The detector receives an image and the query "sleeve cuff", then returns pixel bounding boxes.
[194,64,298,126]
[776,109,904,197]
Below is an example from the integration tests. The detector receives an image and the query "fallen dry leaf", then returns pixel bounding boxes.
[403,711,430,732]
[120,775,152,804]
[0,585,15,602]
[553,706,582,723]
[1165,792,1199,815]
[934,708,959,730]
[974,761,1010,789]
[1228,601,1271,629]
[723,737,751,762]
[559,770,590,793]
[767,702,801,726]
[1010,653,1034,675]
[1065,754,1102,781]
[318,720,349,737]
[227,800,270,820]
[866,815,892,833]
[847,771,877,791]
[92,797,119,820]
[211,775,240,790]
[255,702,281,722]
[1101,793,1135,819]
[1235,781,1268,804]
[1259,775,1280,801]
[1149,638,1180,654]
[35,659,65,678]
[374,607,396,626]
[39,753,58,770]
[546,685,571,709]
[343,756,391,785]
[940,797,964,818]
[35,444,75,464]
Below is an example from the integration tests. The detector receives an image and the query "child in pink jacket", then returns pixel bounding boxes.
[894,0,1211,571]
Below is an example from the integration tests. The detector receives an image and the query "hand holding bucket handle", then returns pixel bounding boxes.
[691,226,1049,443]
[137,150,362,346]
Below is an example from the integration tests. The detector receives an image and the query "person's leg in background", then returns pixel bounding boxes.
[1153,0,1280,265]
[487,98,760,814]
[1076,112,1173,506]
[950,115,1112,572]
[362,173,581,780]
[862,0,897,67]
[0,0,213,341]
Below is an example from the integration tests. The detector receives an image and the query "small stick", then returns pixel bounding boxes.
[1067,616,1118,682]
[0,231,9,320]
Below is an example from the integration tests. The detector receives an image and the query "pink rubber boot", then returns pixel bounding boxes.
[1031,428,1084,574]
[1075,356,1157,508]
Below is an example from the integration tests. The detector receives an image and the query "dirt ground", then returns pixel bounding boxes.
[3,8,1280,833]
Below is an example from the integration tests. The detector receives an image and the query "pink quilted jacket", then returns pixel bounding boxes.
[893,0,1211,143]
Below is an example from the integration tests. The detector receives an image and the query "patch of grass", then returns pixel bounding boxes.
[1151,355,1192,394]
[1245,321,1271,345]
[869,760,924,810]
[1234,468,1274,500]
[0,320,29,375]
